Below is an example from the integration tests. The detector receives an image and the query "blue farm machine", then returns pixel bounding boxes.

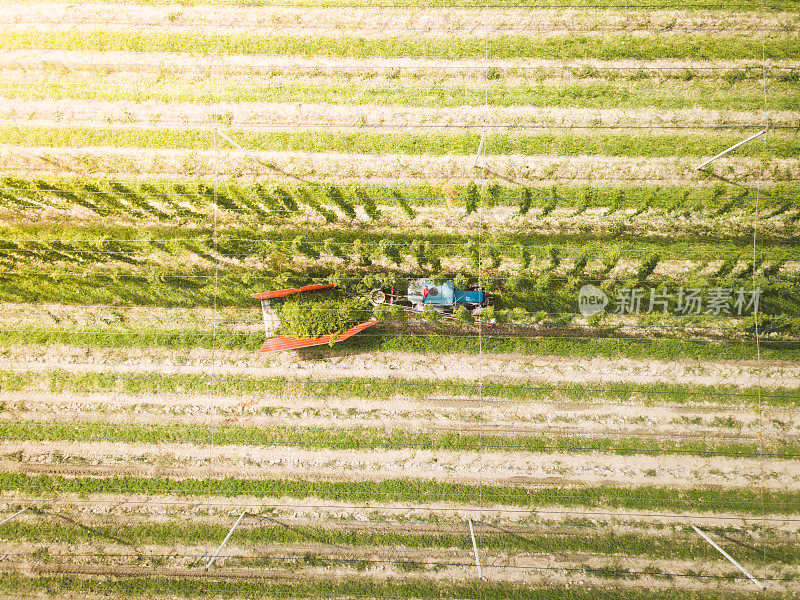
[369,278,488,315]
[253,278,488,353]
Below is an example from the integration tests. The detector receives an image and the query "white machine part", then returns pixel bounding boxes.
[260,300,280,336]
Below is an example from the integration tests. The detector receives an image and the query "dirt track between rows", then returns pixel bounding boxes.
[4,4,796,37]
[0,541,794,592]
[4,50,796,74]
[6,99,797,129]
[2,437,796,490]
[3,346,798,389]
[9,390,796,443]
[4,489,795,530]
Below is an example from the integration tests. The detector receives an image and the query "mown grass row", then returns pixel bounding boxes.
[2,519,795,564]
[3,420,794,458]
[0,572,781,600]
[3,370,793,407]
[3,30,799,60]
[3,472,798,514]
[3,77,798,111]
[3,125,798,158]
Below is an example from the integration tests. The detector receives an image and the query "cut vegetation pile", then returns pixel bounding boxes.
[0,0,798,599]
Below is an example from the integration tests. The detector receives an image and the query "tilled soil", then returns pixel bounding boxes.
[2,438,796,490]
[3,50,795,74]
[3,490,795,530]
[6,99,798,129]
[0,538,794,592]
[3,4,797,37]
[8,390,797,443]
[2,346,797,389]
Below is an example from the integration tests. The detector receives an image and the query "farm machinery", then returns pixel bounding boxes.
[253,278,488,353]
[369,278,488,316]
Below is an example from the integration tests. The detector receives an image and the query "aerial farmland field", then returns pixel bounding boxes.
[0,0,798,598]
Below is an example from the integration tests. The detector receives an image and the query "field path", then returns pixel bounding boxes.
[3,348,800,388]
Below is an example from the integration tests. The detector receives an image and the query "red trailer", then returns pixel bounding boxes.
[252,284,375,353]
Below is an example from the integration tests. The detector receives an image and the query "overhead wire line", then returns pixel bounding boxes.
[756,0,770,590]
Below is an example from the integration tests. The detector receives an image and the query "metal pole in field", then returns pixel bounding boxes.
[468,518,482,579]
[214,128,311,184]
[215,128,249,154]
[205,511,246,570]
[691,525,764,589]
[473,130,486,169]
[695,129,767,170]
[0,508,25,526]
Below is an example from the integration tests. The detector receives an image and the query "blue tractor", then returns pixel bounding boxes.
[370,278,488,317]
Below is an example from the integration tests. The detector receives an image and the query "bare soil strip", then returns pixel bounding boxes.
[0,505,784,540]
[2,146,793,186]
[2,4,797,37]
[0,546,794,591]
[3,50,795,74]
[2,439,796,489]
[7,391,796,446]
[3,99,797,129]
[4,490,796,530]
[2,345,798,389]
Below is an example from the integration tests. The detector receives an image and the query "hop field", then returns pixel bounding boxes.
[0,0,798,598]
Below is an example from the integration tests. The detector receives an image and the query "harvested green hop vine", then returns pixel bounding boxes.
[276,293,371,338]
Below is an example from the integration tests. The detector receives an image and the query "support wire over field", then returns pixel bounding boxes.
[0,0,795,598]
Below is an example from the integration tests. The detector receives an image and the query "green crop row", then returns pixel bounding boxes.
[1,369,793,406]
[4,176,799,231]
[0,245,800,318]
[2,472,798,515]
[0,572,781,600]
[4,177,798,224]
[3,125,798,158]
[2,226,798,270]
[2,519,794,564]
[4,420,793,458]
[3,30,799,61]
[3,77,798,112]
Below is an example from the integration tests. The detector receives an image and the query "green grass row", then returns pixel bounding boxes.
[0,573,783,600]
[3,369,792,406]
[3,78,798,111]
[3,518,795,564]
[3,125,798,158]
[3,472,798,515]
[0,325,798,360]
[4,30,799,60]
[4,420,794,458]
